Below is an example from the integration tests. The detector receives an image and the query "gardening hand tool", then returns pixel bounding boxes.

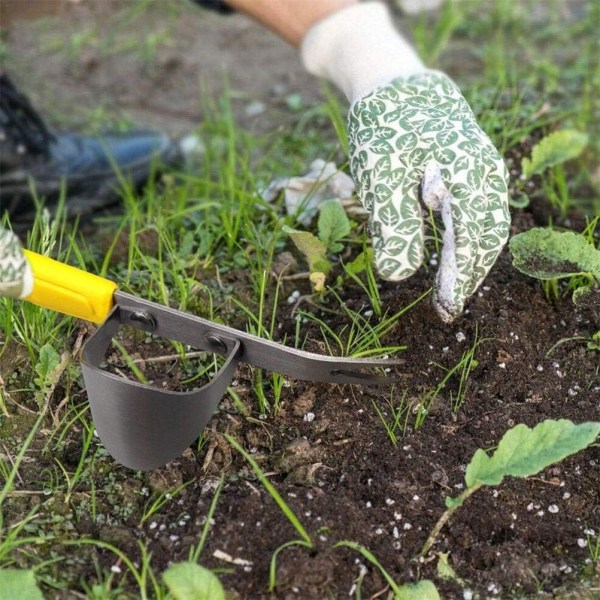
[301,2,511,322]
[0,229,398,470]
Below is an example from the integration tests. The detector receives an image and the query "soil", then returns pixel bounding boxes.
[1,1,599,599]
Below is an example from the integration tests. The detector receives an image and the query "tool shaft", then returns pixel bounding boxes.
[115,291,395,385]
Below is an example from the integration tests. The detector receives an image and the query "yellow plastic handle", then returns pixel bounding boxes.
[23,250,118,324]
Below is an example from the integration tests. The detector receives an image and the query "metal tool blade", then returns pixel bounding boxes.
[113,291,400,385]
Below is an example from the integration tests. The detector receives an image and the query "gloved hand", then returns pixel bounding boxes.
[0,228,32,299]
[301,2,510,322]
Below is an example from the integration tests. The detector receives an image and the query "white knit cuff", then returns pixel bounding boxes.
[301,2,425,104]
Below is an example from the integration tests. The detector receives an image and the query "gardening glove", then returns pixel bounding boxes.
[301,2,511,322]
[0,228,32,299]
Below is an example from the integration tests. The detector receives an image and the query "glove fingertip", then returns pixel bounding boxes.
[432,292,463,324]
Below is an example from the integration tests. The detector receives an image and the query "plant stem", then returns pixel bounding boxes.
[419,484,481,557]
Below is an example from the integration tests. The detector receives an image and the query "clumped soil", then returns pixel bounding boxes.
[1,1,599,598]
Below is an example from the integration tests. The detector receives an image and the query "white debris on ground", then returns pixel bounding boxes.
[261,158,355,226]
[213,549,253,568]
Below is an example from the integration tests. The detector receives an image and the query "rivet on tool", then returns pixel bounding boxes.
[206,335,228,353]
[129,311,157,332]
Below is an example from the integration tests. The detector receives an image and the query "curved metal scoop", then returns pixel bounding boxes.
[81,308,240,470]
[81,292,398,470]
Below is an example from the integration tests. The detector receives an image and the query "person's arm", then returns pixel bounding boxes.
[224,0,357,47]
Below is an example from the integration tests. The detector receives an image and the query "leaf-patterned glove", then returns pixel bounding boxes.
[348,71,510,321]
[302,2,510,321]
[0,228,32,299]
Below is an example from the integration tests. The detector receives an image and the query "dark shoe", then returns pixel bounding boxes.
[0,74,182,223]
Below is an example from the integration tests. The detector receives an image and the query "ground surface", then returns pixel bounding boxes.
[0,1,599,599]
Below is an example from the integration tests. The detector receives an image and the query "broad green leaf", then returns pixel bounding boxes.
[510,228,600,282]
[34,344,61,390]
[163,562,225,600]
[522,129,588,178]
[509,194,530,209]
[318,199,351,253]
[465,419,600,488]
[396,580,440,600]
[344,249,371,275]
[0,569,44,600]
[283,227,330,274]
[34,343,62,408]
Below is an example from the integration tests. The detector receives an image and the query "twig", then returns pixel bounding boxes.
[131,350,207,365]
[2,490,47,496]
[280,272,311,281]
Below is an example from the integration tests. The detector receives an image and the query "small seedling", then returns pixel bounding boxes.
[420,419,600,556]
[511,129,588,212]
[414,332,484,430]
[140,480,193,526]
[521,130,589,179]
[372,388,411,445]
[284,198,351,292]
[225,434,314,592]
[510,226,600,308]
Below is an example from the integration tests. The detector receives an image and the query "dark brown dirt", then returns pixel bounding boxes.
[1,1,599,599]
[150,213,598,599]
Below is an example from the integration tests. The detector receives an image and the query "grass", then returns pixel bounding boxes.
[413,331,485,430]
[1,0,599,597]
